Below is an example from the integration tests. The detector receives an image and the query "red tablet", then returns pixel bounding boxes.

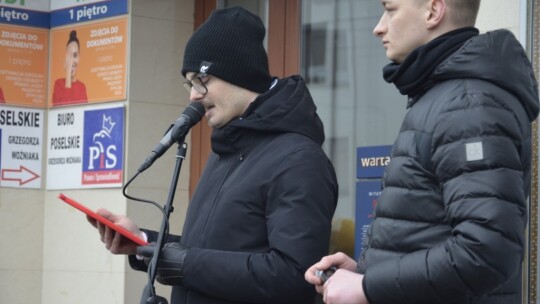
[58,193,149,246]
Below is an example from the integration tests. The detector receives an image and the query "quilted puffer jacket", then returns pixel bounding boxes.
[359,29,539,304]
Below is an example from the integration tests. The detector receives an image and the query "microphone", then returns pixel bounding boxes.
[138,102,205,172]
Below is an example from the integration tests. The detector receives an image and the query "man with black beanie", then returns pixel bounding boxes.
[306,0,539,303]
[89,6,338,304]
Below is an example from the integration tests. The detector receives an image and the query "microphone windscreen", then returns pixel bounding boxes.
[183,102,205,123]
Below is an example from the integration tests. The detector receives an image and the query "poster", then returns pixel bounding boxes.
[0,105,44,188]
[0,1,49,107]
[48,0,128,107]
[354,180,381,259]
[354,145,392,258]
[46,103,124,189]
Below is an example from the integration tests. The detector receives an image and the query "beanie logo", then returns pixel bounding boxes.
[200,61,213,74]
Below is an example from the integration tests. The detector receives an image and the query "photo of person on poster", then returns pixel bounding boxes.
[52,30,88,106]
[0,87,5,103]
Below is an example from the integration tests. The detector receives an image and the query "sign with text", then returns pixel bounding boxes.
[46,103,124,189]
[0,105,44,188]
[0,24,49,107]
[48,16,127,107]
[0,2,50,28]
[356,145,392,179]
[354,180,381,259]
[50,0,128,27]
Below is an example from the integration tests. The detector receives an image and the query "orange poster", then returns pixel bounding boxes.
[49,16,127,107]
[0,24,48,107]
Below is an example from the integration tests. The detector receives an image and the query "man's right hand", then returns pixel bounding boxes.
[305,252,358,292]
[305,252,369,304]
[86,208,143,255]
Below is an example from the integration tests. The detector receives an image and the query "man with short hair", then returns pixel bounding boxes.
[89,6,338,304]
[306,0,539,303]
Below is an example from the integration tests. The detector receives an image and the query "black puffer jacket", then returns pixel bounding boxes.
[359,29,539,304]
[137,76,338,304]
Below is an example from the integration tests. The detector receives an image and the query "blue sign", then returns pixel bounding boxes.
[354,180,381,259]
[0,6,50,28]
[50,0,128,28]
[356,145,392,179]
[82,106,123,185]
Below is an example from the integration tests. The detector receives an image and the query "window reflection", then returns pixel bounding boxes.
[301,0,407,257]
[218,0,268,49]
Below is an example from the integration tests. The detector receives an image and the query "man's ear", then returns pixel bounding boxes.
[425,0,446,29]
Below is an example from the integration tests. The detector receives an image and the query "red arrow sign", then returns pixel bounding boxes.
[1,166,40,185]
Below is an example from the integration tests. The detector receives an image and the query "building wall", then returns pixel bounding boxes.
[41,0,195,303]
[123,0,194,302]
[477,0,522,35]
[0,1,195,303]
[0,188,44,304]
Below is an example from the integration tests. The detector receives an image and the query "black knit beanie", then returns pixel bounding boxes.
[181,6,272,93]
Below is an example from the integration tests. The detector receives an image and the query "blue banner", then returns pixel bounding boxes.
[50,0,128,28]
[356,145,392,179]
[0,6,50,28]
[354,180,381,259]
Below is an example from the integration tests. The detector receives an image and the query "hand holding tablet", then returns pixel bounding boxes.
[58,193,149,246]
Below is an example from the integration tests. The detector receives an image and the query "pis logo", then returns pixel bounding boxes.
[88,115,116,169]
[83,108,123,173]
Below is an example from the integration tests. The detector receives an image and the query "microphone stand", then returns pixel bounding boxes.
[140,142,188,304]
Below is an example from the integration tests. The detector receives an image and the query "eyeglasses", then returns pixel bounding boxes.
[183,74,209,95]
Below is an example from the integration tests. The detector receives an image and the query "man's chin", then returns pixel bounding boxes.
[207,120,221,129]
